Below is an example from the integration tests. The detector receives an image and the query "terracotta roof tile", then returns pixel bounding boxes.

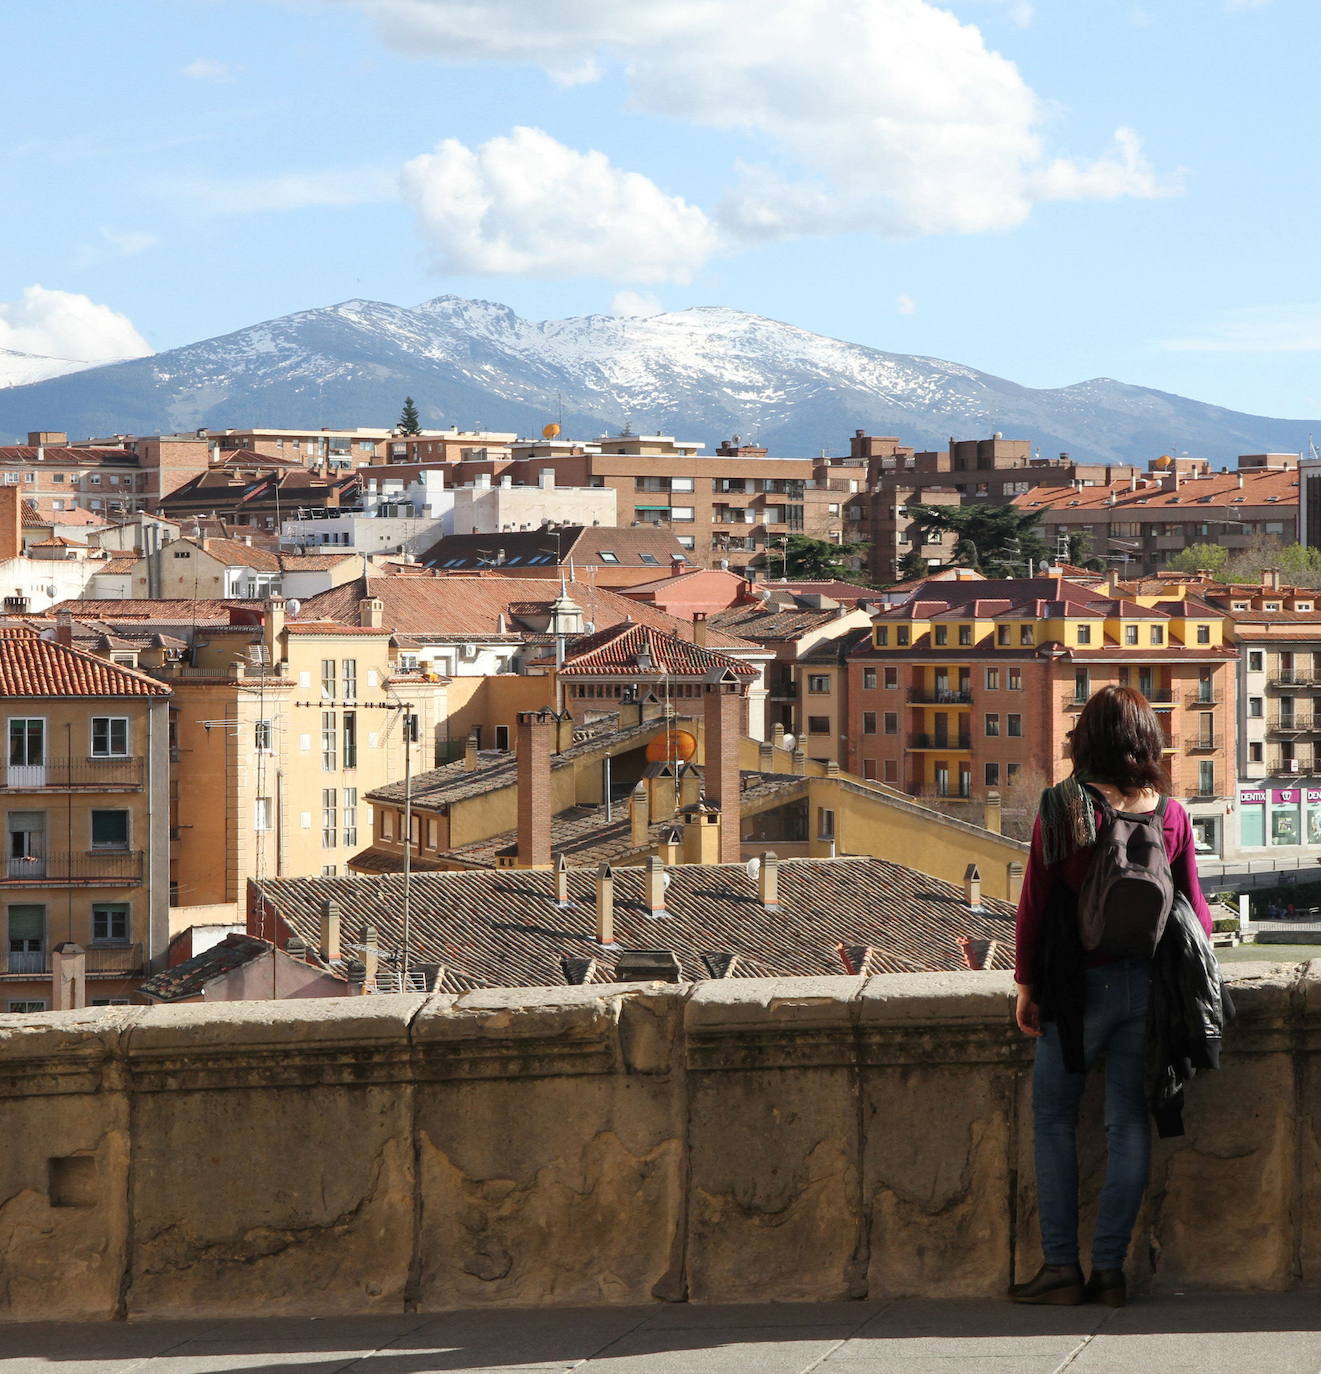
[0,634,171,697]
[560,621,758,678]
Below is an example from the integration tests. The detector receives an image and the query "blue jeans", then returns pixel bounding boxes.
[1032,960,1151,1270]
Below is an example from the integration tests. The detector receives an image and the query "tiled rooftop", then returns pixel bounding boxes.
[561,621,759,678]
[0,633,172,697]
[137,933,272,1002]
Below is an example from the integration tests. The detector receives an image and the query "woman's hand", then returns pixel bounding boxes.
[1015,983,1043,1038]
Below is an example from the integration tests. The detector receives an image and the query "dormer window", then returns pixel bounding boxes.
[875,626,888,646]
[897,626,910,646]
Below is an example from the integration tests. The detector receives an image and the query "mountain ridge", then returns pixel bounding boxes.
[0,295,1315,465]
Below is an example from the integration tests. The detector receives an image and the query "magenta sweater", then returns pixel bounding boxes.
[1014,798,1214,986]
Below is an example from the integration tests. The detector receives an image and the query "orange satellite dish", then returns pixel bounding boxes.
[542,423,561,439]
[1154,454,1173,469]
[646,729,698,762]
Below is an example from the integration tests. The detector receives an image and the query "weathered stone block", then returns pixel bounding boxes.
[412,984,685,1309]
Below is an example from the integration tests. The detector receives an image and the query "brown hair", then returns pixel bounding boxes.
[1068,685,1169,794]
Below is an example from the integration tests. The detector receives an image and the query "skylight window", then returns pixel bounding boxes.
[599,551,620,564]
[638,553,659,565]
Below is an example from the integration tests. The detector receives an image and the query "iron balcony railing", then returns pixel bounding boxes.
[1268,716,1321,736]
[2,851,144,884]
[909,732,972,750]
[908,687,972,705]
[1185,691,1221,708]
[1270,671,1321,688]
[1185,734,1222,753]
[0,943,144,977]
[1,757,144,791]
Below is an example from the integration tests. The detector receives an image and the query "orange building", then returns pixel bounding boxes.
[846,576,1237,826]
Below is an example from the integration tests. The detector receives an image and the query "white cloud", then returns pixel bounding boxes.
[1161,306,1321,354]
[0,286,151,363]
[182,58,241,81]
[896,294,917,316]
[400,127,718,282]
[341,0,1173,242]
[611,290,663,317]
[72,227,160,268]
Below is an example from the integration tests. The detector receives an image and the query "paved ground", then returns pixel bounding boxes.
[5,1293,1320,1373]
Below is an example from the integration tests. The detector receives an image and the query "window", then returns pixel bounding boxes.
[320,659,336,700]
[90,810,129,850]
[321,710,337,771]
[863,760,877,780]
[883,759,898,782]
[254,799,272,832]
[863,712,877,734]
[984,713,1000,737]
[1248,651,1264,672]
[863,668,877,690]
[342,788,358,847]
[1007,763,1020,780]
[884,667,898,689]
[896,627,910,646]
[7,905,44,969]
[817,807,836,839]
[322,788,338,848]
[676,536,696,550]
[985,763,1001,787]
[985,669,1000,690]
[404,712,420,744]
[875,627,889,646]
[1250,742,1263,762]
[494,724,510,751]
[7,1001,47,1013]
[1007,714,1022,737]
[883,712,898,734]
[807,716,830,734]
[1125,625,1138,645]
[598,551,620,564]
[341,658,357,700]
[1076,625,1091,645]
[934,625,948,646]
[1249,697,1263,718]
[671,476,695,492]
[1196,624,1210,644]
[254,719,273,752]
[1150,625,1164,645]
[1198,761,1215,796]
[1008,669,1023,691]
[958,624,973,646]
[997,626,1010,646]
[1019,625,1034,645]
[92,903,129,943]
[90,717,128,757]
[670,506,695,522]
[1074,669,1090,704]
[342,712,357,769]
[638,553,659,565]
[808,674,830,694]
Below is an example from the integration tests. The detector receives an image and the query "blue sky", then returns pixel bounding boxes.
[2,0,1318,421]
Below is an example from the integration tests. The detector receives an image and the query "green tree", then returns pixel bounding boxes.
[1165,543,1229,576]
[397,396,421,435]
[760,534,864,580]
[896,548,929,582]
[1062,530,1105,572]
[905,503,1048,578]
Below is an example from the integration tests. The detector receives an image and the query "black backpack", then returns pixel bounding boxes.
[1076,787,1175,958]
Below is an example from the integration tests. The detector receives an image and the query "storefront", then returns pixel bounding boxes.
[1235,784,1321,849]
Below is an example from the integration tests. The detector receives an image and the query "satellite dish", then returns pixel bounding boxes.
[745,856,762,879]
[542,423,561,439]
[782,733,796,751]
[286,599,302,616]
[662,871,672,890]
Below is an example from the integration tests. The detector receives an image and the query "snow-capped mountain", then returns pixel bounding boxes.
[0,347,101,390]
[0,295,1315,464]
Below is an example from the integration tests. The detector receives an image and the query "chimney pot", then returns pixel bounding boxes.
[320,900,341,962]
[758,851,780,910]
[554,851,572,908]
[463,733,480,771]
[595,863,617,947]
[645,855,668,918]
[963,862,983,909]
[630,782,650,848]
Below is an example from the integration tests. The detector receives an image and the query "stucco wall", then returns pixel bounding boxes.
[0,963,1316,1323]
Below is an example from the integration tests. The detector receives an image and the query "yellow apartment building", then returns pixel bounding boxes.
[161,597,447,908]
[1,629,172,1011]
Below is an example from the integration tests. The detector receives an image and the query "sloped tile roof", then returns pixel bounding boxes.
[1015,468,1299,513]
[298,574,757,649]
[560,621,758,678]
[707,606,842,641]
[138,933,272,1001]
[419,525,694,572]
[0,634,171,697]
[197,538,283,570]
[256,855,1016,991]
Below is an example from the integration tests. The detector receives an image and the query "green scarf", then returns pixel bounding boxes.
[1038,776,1098,865]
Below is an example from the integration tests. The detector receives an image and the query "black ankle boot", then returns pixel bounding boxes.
[1084,1268,1126,1307]
[1008,1263,1084,1305]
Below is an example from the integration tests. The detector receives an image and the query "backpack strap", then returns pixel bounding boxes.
[1155,795,1169,820]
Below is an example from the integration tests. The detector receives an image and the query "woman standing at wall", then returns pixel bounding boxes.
[1009,685,1212,1307]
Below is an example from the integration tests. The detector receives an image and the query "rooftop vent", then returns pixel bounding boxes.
[614,949,683,984]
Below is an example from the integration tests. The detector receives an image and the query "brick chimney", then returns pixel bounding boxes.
[1263,567,1281,592]
[693,611,709,647]
[630,782,650,847]
[0,485,21,563]
[263,595,287,666]
[982,790,1002,835]
[758,852,780,910]
[703,679,744,863]
[463,733,480,771]
[320,899,341,962]
[595,863,617,947]
[645,855,668,918]
[54,609,73,648]
[515,710,553,868]
[358,596,384,628]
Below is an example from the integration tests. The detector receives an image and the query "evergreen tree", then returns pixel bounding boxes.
[758,534,864,581]
[896,549,929,582]
[397,396,421,435]
[905,503,1048,578]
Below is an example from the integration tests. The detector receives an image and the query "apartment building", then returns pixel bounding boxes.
[1014,457,1301,576]
[0,628,171,1012]
[846,576,1237,842]
[160,597,446,908]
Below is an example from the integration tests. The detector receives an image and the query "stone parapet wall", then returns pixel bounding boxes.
[0,964,1317,1322]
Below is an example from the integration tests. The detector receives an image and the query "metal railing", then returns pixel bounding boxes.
[1,757,144,790]
[2,851,144,884]
[909,732,972,750]
[0,943,143,977]
[908,688,971,705]
[1267,716,1321,735]
[1270,671,1321,688]
[1185,734,1222,753]
[1185,691,1221,708]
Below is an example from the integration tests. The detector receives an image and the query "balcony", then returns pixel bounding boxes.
[907,688,971,705]
[0,943,143,977]
[908,732,972,751]
[1270,758,1313,776]
[1268,715,1321,736]
[1,851,144,885]
[1185,690,1221,709]
[1185,733,1222,753]
[1,756,144,791]
[1269,670,1321,689]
